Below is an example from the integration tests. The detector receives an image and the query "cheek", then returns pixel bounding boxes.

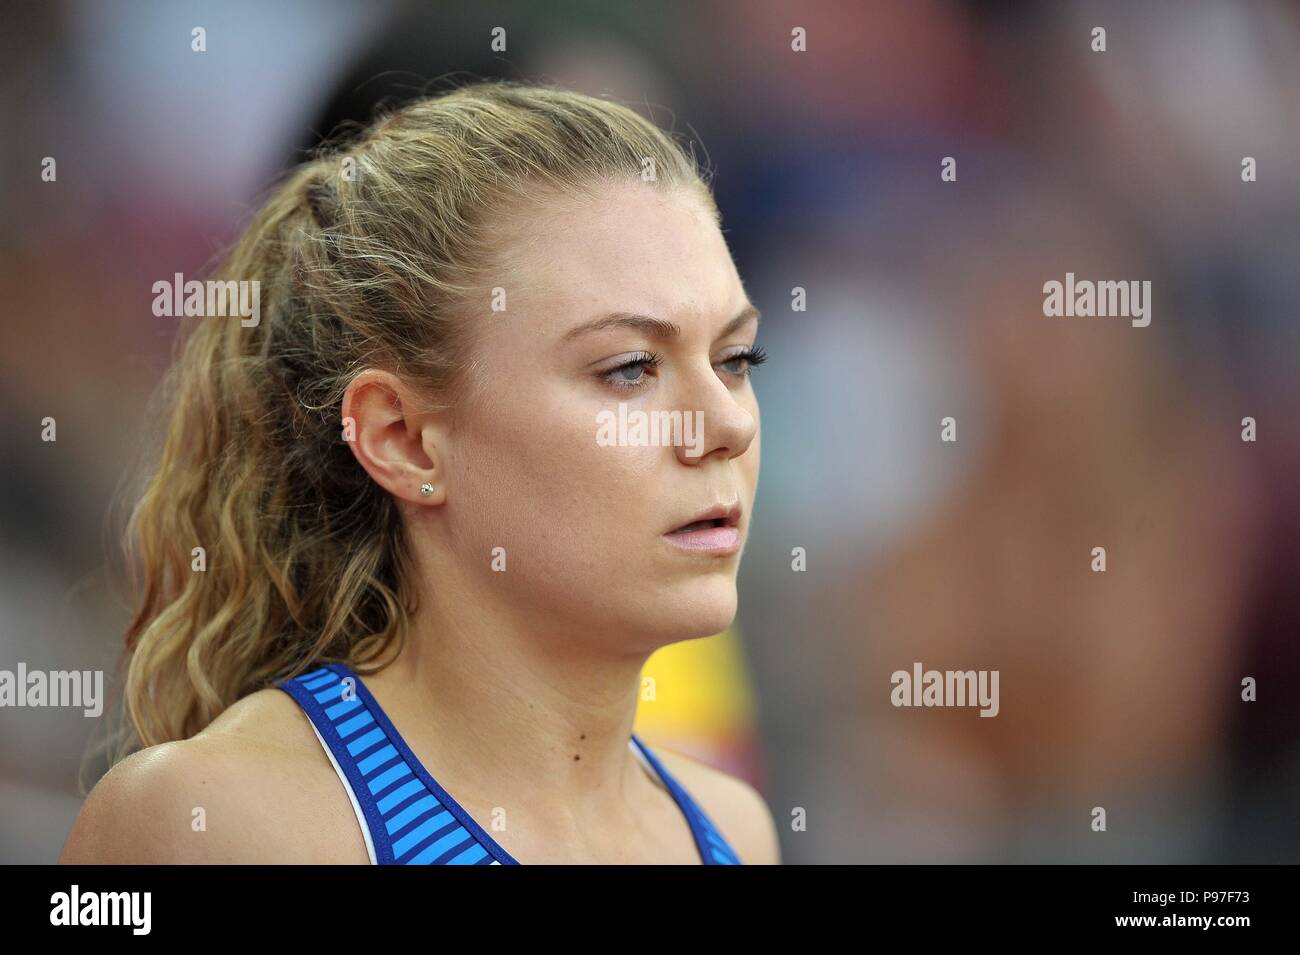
[740,401,761,487]
[449,385,661,560]
[747,427,761,486]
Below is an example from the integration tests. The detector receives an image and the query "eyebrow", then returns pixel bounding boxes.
[561,303,761,345]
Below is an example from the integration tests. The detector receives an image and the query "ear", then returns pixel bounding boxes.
[341,369,450,506]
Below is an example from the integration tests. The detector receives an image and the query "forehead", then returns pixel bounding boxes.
[489,180,742,331]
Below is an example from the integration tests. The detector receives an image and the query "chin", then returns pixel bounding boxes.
[560,570,740,650]
[656,578,739,642]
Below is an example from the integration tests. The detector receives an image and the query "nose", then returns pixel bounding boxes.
[672,366,758,466]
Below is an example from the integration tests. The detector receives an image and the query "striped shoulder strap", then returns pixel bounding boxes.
[275,662,518,865]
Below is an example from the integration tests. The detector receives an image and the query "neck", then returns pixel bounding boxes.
[359,556,654,816]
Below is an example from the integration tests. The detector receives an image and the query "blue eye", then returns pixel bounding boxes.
[717,345,768,378]
[602,352,661,391]
[599,346,767,393]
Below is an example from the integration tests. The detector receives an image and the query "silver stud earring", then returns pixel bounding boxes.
[419,483,434,497]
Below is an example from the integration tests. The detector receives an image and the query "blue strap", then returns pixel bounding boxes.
[276,662,743,864]
[275,662,515,865]
[630,733,745,865]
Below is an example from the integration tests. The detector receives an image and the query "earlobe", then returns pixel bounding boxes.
[410,424,449,505]
[411,481,446,506]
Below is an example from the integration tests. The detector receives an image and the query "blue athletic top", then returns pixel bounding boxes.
[275,662,744,865]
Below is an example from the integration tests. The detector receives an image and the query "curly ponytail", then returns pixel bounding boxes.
[113,79,715,758]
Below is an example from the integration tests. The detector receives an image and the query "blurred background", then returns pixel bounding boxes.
[2,0,1297,863]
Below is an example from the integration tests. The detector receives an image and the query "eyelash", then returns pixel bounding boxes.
[602,346,768,392]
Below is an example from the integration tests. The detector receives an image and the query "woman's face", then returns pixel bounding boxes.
[445,180,761,649]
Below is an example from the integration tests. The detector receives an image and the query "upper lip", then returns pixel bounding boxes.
[666,502,742,534]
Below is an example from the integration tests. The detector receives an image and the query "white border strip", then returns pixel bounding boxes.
[307,719,378,864]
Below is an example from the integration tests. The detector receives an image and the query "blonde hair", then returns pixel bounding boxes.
[115,79,716,760]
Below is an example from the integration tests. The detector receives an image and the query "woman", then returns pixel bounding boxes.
[60,80,778,864]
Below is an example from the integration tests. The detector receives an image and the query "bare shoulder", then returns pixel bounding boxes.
[59,688,368,864]
[651,744,781,864]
